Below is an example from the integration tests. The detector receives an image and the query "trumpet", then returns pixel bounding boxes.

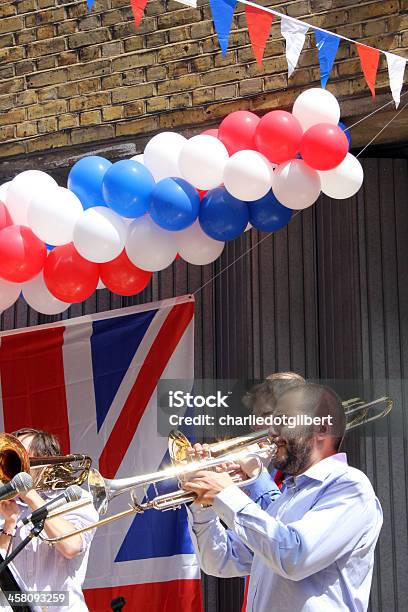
[40,427,274,544]
[39,394,393,544]
[0,433,92,491]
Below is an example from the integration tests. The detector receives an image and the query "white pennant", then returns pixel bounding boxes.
[385,52,406,108]
[281,17,309,77]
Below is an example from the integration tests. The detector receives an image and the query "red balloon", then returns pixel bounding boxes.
[255,111,303,164]
[44,243,99,303]
[99,250,152,296]
[0,202,12,231]
[0,225,46,282]
[218,111,260,155]
[201,128,219,138]
[197,189,208,200]
[300,123,349,171]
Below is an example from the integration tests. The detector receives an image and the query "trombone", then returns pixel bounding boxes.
[0,433,92,491]
[39,394,393,544]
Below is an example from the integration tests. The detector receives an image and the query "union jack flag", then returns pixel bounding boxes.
[0,295,202,612]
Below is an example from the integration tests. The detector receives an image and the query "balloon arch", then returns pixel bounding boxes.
[0,88,364,315]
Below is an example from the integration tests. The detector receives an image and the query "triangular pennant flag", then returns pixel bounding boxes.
[281,17,308,77]
[209,0,237,58]
[130,0,148,28]
[245,5,273,66]
[356,43,380,97]
[385,51,406,107]
[87,0,94,9]
[315,29,340,88]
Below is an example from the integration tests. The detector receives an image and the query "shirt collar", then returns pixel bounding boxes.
[298,453,348,483]
[284,453,348,488]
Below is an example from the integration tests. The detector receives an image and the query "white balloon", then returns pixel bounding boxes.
[244,223,253,232]
[144,132,186,181]
[126,215,178,271]
[131,153,144,164]
[23,271,70,315]
[177,220,225,265]
[28,187,83,246]
[319,153,364,199]
[0,182,11,205]
[292,88,341,132]
[179,135,229,190]
[223,151,273,201]
[97,278,106,289]
[73,206,128,263]
[272,160,321,210]
[0,278,21,312]
[5,171,57,225]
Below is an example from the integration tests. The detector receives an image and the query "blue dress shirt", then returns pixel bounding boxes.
[188,453,383,612]
[245,469,281,510]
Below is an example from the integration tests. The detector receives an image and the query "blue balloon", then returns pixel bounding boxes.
[249,190,292,232]
[150,178,200,231]
[68,156,111,209]
[199,187,249,241]
[102,160,155,218]
[338,121,352,150]
[46,243,55,251]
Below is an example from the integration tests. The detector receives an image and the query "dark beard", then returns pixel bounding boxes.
[272,436,314,476]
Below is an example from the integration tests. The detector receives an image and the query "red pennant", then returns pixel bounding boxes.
[130,0,148,28]
[356,43,380,97]
[245,5,274,66]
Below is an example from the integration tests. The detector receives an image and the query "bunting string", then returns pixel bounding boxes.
[237,0,406,105]
[191,0,406,107]
[87,0,408,107]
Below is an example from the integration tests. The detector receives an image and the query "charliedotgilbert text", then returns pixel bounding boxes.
[168,414,333,428]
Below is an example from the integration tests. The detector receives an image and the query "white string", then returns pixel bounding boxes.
[192,211,301,296]
[346,90,408,131]
[356,101,408,157]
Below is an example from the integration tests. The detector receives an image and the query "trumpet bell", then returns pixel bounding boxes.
[0,433,30,483]
[168,430,192,464]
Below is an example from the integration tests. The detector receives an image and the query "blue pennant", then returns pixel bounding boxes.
[315,29,340,88]
[209,0,238,57]
[87,0,95,10]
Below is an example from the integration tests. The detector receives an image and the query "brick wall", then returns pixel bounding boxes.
[0,0,407,163]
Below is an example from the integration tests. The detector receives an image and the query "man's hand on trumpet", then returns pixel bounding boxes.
[182,441,274,505]
[182,470,235,506]
[186,441,274,479]
[186,443,245,480]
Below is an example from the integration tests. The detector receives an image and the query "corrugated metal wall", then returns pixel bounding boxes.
[1,158,407,612]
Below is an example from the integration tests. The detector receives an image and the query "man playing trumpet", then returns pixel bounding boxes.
[190,372,306,510]
[183,382,383,612]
